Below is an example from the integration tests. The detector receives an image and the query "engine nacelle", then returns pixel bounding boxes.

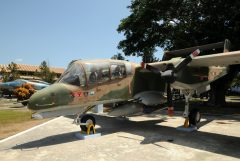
[133,91,166,106]
[108,102,143,117]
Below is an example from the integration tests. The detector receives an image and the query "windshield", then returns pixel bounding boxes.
[58,63,85,86]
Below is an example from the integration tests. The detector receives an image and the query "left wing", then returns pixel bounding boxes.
[149,50,240,69]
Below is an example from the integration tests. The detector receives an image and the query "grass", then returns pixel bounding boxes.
[0,110,32,124]
[0,110,49,139]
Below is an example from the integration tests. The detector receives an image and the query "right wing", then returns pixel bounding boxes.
[190,50,240,67]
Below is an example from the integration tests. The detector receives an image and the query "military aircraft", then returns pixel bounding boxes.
[27,41,240,132]
[0,79,49,96]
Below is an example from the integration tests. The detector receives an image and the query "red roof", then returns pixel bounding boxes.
[0,64,64,74]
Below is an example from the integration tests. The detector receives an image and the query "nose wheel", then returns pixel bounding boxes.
[80,114,96,132]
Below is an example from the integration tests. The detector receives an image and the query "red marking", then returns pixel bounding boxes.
[78,92,82,97]
[71,92,82,97]
[191,49,200,57]
[141,62,145,68]
[167,107,174,116]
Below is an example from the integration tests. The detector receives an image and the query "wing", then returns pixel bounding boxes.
[190,50,240,67]
[149,50,240,70]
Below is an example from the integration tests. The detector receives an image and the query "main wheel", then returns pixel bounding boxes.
[189,108,201,126]
[80,115,96,132]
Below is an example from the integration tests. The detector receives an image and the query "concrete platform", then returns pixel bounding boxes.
[75,132,101,140]
[0,111,240,161]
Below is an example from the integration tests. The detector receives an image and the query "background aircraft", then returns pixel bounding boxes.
[27,42,240,132]
[0,79,49,97]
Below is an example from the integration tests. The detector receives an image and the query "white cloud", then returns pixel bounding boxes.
[15,58,23,62]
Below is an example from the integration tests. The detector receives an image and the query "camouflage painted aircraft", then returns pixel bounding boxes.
[27,42,240,131]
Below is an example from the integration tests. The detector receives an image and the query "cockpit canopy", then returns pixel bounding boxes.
[58,63,84,86]
[58,60,132,87]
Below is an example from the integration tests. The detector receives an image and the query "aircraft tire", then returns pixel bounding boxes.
[80,114,96,132]
[189,109,201,126]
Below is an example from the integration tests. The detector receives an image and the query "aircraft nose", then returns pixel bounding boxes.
[28,83,73,111]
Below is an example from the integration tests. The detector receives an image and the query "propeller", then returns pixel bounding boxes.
[146,49,200,82]
[145,49,200,107]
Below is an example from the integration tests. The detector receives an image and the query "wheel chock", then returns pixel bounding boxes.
[76,123,101,140]
[87,123,96,135]
[176,117,197,132]
[184,117,189,128]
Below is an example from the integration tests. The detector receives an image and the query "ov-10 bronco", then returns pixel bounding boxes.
[28,42,240,132]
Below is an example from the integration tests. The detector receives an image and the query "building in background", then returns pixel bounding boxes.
[0,64,65,82]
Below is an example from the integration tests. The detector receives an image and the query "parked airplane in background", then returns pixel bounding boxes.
[0,79,49,96]
[27,41,240,132]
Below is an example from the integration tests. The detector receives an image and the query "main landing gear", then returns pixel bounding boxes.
[182,90,201,128]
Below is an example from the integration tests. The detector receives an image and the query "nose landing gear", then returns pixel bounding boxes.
[79,114,96,132]
[73,106,97,134]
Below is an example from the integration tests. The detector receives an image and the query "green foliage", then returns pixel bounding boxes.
[118,0,240,61]
[0,62,20,82]
[111,53,126,60]
[37,61,56,83]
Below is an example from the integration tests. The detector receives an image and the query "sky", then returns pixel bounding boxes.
[0,0,163,68]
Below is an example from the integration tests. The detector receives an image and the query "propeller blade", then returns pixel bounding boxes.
[173,49,200,73]
[145,49,200,84]
[145,64,162,74]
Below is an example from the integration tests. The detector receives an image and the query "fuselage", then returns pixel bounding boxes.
[28,59,137,113]
[27,58,228,115]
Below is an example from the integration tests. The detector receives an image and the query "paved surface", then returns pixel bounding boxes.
[0,98,25,110]
[0,111,240,161]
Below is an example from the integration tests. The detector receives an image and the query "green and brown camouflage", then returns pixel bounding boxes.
[28,59,138,116]
[28,50,240,118]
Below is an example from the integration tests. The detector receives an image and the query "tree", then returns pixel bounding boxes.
[111,53,126,60]
[117,0,240,106]
[118,0,240,54]
[0,62,20,82]
[38,61,56,83]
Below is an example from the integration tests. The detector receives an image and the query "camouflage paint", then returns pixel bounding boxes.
[28,83,73,110]
[99,86,130,101]
[28,53,235,116]
[28,60,137,112]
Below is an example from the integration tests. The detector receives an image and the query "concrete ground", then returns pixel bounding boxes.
[0,111,240,161]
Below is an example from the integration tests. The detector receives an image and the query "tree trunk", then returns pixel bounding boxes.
[208,80,226,107]
[208,65,240,107]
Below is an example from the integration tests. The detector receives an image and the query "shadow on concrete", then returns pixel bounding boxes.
[12,132,79,150]
[95,115,240,159]
[12,114,240,159]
